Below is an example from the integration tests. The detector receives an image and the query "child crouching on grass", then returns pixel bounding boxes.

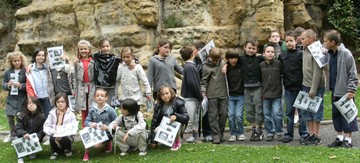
[109,98,148,156]
[149,85,189,151]
[83,88,118,161]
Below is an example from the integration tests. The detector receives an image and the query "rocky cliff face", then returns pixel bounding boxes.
[10,0,328,61]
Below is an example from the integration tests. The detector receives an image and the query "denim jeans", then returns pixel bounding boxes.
[228,95,245,136]
[284,90,308,139]
[39,97,52,119]
[263,98,283,136]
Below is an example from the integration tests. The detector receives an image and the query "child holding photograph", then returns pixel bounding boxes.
[43,93,76,160]
[2,51,28,143]
[324,30,359,148]
[83,88,118,161]
[74,40,96,128]
[109,98,148,156]
[179,47,202,143]
[14,96,46,162]
[115,47,152,105]
[149,86,189,151]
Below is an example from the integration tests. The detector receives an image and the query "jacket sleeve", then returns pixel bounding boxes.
[65,64,75,95]
[14,117,27,137]
[43,113,55,136]
[137,66,152,95]
[114,66,121,97]
[25,74,36,97]
[173,98,189,125]
[2,70,10,91]
[174,59,183,75]
[187,67,203,101]
[36,117,46,141]
[346,54,358,92]
[128,112,147,136]
[149,104,160,143]
[108,115,121,132]
[84,109,93,127]
[200,66,211,94]
[147,58,155,89]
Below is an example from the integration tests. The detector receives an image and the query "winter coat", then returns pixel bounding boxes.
[14,110,46,142]
[74,58,96,110]
[43,108,76,136]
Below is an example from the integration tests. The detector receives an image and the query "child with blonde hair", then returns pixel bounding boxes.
[2,51,28,143]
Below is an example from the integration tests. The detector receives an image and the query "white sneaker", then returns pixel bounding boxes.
[120,152,127,156]
[43,139,50,145]
[3,135,14,143]
[17,158,24,163]
[64,149,72,157]
[228,135,236,142]
[294,115,299,124]
[204,135,213,142]
[139,150,147,156]
[50,152,58,160]
[237,134,246,141]
[186,136,196,143]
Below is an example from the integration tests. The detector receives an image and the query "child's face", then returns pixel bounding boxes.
[300,32,314,48]
[269,32,280,44]
[95,90,108,105]
[101,41,111,54]
[228,57,238,67]
[285,36,297,50]
[78,43,90,59]
[209,57,220,65]
[323,37,335,50]
[27,100,37,113]
[121,51,133,66]
[56,97,67,111]
[243,43,257,56]
[35,51,46,64]
[263,46,275,61]
[12,56,22,69]
[160,88,173,103]
[158,43,171,58]
[121,109,129,116]
[192,46,200,58]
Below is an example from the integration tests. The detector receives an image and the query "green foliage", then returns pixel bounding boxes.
[327,0,360,47]
[163,13,183,29]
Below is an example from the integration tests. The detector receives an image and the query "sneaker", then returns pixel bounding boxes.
[139,150,147,156]
[254,129,264,141]
[50,152,58,160]
[237,134,246,141]
[186,136,196,143]
[277,134,283,141]
[105,141,112,153]
[29,154,37,159]
[83,151,89,161]
[342,140,353,148]
[228,135,236,142]
[328,138,343,148]
[294,115,299,124]
[212,139,220,144]
[299,135,311,145]
[282,137,292,143]
[313,135,322,145]
[3,135,14,143]
[204,135,213,142]
[171,141,182,151]
[43,139,50,145]
[266,135,274,141]
[17,158,24,163]
[120,152,128,156]
[305,134,321,145]
[64,149,72,157]
[249,131,256,141]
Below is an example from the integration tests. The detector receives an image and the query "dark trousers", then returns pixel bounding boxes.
[50,136,73,153]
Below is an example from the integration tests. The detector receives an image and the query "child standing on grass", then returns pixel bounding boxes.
[149,85,189,151]
[260,45,283,141]
[279,30,308,143]
[83,88,118,161]
[225,49,246,142]
[179,47,202,143]
[15,96,46,163]
[300,29,325,145]
[74,40,96,128]
[2,51,28,143]
[110,98,148,156]
[201,47,228,144]
[324,30,359,148]
[147,39,183,97]
[43,93,76,160]
[115,47,152,105]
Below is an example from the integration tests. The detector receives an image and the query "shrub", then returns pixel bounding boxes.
[163,13,183,28]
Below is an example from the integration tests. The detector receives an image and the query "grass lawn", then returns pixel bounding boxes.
[1,140,360,162]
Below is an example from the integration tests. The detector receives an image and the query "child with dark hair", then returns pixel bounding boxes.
[324,30,359,148]
[180,47,202,143]
[83,88,118,161]
[43,93,76,160]
[149,86,189,151]
[265,30,287,59]
[110,98,148,156]
[225,49,246,141]
[15,96,46,162]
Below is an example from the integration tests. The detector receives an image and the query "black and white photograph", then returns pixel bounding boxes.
[53,121,79,137]
[68,95,75,112]
[79,122,109,149]
[10,73,18,95]
[334,93,358,123]
[293,91,323,113]
[307,41,327,68]
[154,116,181,147]
[197,40,215,64]
[12,133,42,158]
[47,46,65,69]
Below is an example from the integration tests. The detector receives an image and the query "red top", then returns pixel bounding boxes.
[80,58,92,83]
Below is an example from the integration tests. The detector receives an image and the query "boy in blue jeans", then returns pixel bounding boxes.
[324,30,358,148]
[225,49,245,141]
[201,47,228,144]
[279,30,308,143]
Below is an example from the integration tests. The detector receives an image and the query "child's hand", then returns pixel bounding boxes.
[112,123,118,130]
[347,92,355,100]
[91,122,98,128]
[170,115,177,122]
[122,132,129,143]
[23,134,30,139]
[128,59,136,70]
[7,80,13,86]
[221,64,228,74]
[146,95,152,100]
[100,124,108,131]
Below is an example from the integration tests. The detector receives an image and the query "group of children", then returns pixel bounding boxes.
[2,27,358,162]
